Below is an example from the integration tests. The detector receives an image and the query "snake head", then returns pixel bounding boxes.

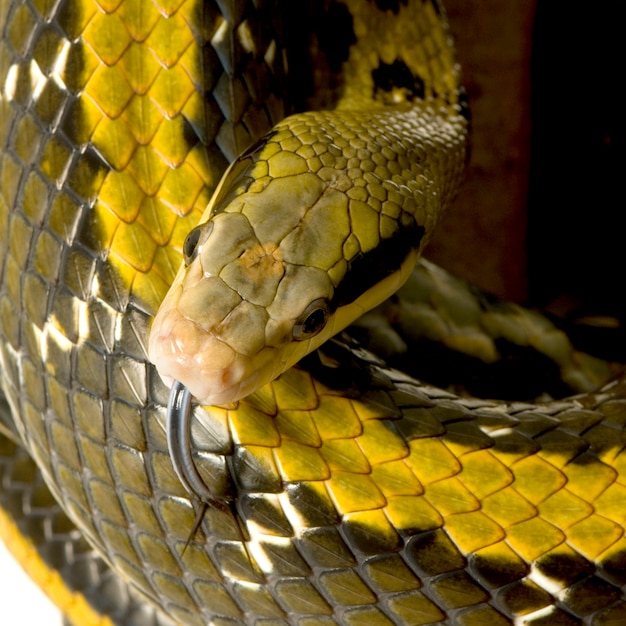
[147,142,345,405]
[149,112,427,405]
[148,207,341,405]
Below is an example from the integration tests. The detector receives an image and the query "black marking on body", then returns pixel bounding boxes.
[332,219,425,308]
[280,1,355,110]
[372,59,425,101]
[430,0,442,16]
[317,2,356,73]
[535,551,595,588]
[369,0,408,13]
[368,0,441,17]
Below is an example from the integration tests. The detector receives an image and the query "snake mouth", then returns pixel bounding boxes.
[149,310,244,403]
[149,307,281,405]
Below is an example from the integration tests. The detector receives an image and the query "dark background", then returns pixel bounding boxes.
[427,1,621,320]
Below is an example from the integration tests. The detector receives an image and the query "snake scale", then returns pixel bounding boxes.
[0,0,625,625]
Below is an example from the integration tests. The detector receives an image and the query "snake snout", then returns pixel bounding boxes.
[149,308,246,404]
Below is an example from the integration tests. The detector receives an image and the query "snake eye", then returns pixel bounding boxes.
[293,298,330,341]
[183,223,213,266]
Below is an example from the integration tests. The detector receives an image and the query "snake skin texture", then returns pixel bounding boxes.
[1,1,626,625]
[0,403,177,626]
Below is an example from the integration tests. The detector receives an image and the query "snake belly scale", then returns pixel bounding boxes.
[1,1,626,626]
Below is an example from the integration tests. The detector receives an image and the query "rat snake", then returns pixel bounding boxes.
[1,0,625,625]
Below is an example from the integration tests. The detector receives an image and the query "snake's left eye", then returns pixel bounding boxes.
[183,223,213,266]
[293,298,330,341]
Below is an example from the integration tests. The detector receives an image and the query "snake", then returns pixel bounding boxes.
[1,0,625,625]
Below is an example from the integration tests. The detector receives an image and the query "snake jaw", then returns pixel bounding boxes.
[149,308,242,403]
[149,304,289,404]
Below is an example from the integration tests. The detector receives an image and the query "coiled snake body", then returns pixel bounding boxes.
[1,1,625,625]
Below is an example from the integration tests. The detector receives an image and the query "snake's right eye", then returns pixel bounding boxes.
[183,223,212,266]
[293,298,330,341]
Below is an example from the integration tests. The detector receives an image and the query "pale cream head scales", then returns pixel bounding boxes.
[150,178,335,404]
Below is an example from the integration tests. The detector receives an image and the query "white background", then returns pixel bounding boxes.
[0,539,64,625]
